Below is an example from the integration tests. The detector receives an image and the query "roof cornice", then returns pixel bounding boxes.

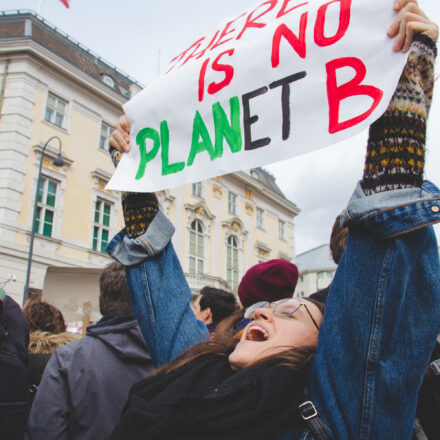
[0,39,128,107]
[232,171,300,216]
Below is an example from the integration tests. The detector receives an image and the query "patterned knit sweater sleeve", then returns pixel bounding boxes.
[362,34,437,195]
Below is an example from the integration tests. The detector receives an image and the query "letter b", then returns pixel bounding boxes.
[326,57,383,134]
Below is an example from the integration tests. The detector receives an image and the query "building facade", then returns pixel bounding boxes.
[156,167,300,296]
[0,11,300,322]
[0,11,140,307]
[295,244,337,298]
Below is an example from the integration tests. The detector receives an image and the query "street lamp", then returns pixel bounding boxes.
[23,136,66,305]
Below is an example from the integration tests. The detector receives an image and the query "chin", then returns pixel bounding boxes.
[228,344,255,370]
[228,349,245,370]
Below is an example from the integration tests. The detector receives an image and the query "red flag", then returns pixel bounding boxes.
[59,0,70,8]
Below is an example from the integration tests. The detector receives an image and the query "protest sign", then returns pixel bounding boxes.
[107,0,408,192]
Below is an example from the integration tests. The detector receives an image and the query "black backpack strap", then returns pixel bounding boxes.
[298,400,333,440]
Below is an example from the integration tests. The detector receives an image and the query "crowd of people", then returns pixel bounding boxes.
[1,1,440,439]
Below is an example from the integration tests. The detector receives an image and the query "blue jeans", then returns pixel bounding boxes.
[107,181,440,440]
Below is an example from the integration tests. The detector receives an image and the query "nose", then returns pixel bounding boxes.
[253,307,273,322]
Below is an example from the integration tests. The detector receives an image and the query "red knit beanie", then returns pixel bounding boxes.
[238,259,299,308]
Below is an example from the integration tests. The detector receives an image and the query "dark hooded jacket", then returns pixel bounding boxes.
[26,312,153,440]
[0,295,29,440]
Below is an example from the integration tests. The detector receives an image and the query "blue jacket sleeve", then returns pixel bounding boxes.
[308,184,440,440]
[107,211,209,368]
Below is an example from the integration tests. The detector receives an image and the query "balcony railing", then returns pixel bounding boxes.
[185,273,231,293]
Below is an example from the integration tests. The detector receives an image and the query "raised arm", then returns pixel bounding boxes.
[107,124,209,367]
[309,3,440,440]
[107,194,209,368]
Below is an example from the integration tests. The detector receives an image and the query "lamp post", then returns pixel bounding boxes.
[23,136,66,305]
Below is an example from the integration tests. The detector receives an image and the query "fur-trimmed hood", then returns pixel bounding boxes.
[28,330,80,354]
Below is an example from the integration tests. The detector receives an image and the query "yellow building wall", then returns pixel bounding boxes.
[17,88,123,262]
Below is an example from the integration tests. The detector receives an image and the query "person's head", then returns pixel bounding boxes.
[228,297,324,370]
[238,259,299,308]
[22,289,42,311]
[330,215,348,264]
[99,262,133,315]
[159,297,325,377]
[193,287,238,325]
[23,301,66,334]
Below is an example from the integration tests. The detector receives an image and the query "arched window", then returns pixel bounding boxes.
[227,235,239,291]
[189,220,204,274]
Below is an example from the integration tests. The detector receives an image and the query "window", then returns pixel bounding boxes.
[100,74,115,88]
[99,122,113,151]
[256,208,265,230]
[35,177,57,237]
[189,221,204,274]
[278,220,286,240]
[228,192,237,215]
[192,182,203,198]
[93,199,112,253]
[227,236,239,291]
[45,93,67,128]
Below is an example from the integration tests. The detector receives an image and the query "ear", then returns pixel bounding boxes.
[203,307,213,324]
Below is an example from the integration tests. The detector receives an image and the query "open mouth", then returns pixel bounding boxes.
[245,324,270,342]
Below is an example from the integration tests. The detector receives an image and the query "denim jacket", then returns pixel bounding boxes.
[107,181,440,440]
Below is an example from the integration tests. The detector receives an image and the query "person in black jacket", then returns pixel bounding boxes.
[0,290,29,440]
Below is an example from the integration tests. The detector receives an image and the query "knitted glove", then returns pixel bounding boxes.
[109,146,123,168]
[109,146,159,238]
[122,192,159,239]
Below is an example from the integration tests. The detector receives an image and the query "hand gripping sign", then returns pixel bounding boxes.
[107,0,407,192]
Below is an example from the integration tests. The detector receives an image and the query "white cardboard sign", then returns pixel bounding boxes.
[107,0,407,192]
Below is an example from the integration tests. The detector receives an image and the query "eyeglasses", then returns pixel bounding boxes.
[244,298,321,331]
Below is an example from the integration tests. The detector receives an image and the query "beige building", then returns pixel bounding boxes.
[157,168,300,296]
[0,11,300,323]
[0,11,139,310]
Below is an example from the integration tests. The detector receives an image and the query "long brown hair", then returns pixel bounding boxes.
[156,308,319,376]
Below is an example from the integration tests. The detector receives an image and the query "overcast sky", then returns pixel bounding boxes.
[3,0,440,253]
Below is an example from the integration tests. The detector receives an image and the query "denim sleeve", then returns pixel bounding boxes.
[309,181,440,440]
[107,211,209,368]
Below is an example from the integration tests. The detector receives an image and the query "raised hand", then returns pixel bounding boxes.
[109,114,131,153]
[388,0,439,53]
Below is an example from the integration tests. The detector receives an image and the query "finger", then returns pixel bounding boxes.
[119,115,131,141]
[388,3,421,38]
[403,22,438,51]
[108,134,122,153]
[110,130,130,153]
[393,0,418,13]
[402,22,417,52]
[392,13,408,51]
[420,21,439,43]
[392,10,430,51]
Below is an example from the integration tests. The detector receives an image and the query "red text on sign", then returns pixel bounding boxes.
[326,57,383,133]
